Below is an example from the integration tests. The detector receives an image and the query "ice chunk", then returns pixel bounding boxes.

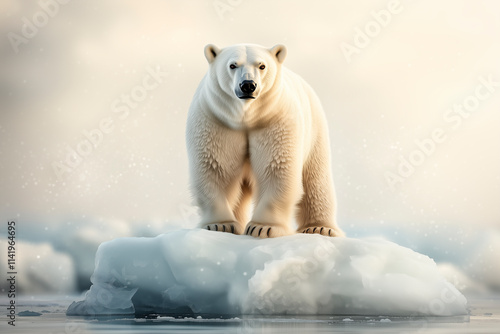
[67,229,467,316]
[18,311,43,317]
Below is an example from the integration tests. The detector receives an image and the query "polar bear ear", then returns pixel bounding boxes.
[204,44,221,64]
[269,44,287,64]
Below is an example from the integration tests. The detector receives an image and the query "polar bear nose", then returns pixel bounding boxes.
[239,80,257,94]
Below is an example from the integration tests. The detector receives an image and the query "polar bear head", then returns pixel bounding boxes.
[203,44,287,102]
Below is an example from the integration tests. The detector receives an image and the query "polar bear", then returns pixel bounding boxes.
[186,43,344,238]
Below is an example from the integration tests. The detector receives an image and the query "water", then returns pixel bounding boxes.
[1,295,499,333]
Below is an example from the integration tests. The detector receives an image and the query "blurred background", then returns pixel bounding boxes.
[0,0,499,296]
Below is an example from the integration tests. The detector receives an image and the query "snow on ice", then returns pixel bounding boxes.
[67,229,467,317]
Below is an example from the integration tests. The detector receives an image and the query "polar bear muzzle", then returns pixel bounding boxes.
[238,80,257,99]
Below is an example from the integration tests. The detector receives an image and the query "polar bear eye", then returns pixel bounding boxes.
[229,64,237,69]
[259,64,266,70]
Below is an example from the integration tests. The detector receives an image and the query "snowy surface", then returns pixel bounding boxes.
[67,229,467,317]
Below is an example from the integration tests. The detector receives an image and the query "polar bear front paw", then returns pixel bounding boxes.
[202,221,243,235]
[244,222,292,238]
[298,226,344,237]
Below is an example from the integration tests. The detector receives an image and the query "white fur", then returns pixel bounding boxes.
[186,44,344,238]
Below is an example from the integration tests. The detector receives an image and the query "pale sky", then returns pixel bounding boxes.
[1,0,499,257]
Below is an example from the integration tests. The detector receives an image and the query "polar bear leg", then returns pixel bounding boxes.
[232,167,253,227]
[187,113,247,234]
[245,122,302,238]
[296,134,345,237]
